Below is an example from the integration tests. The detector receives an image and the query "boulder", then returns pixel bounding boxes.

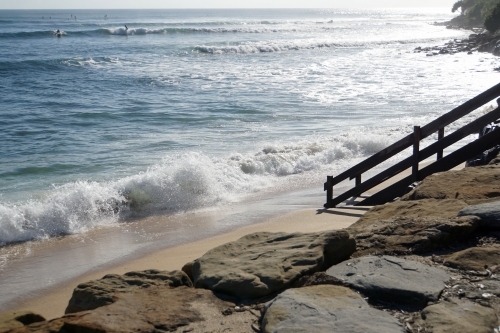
[66,269,192,313]
[458,200,500,229]
[326,256,450,307]
[9,286,246,333]
[0,311,45,333]
[191,231,355,299]
[262,285,404,333]
[444,246,500,271]
[415,299,497,333]
[402,164,500,205]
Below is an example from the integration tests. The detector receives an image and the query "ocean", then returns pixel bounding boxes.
[0,8,499,309]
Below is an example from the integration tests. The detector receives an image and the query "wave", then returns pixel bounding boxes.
[0,128,400,246]
[0,56,121,73]
[0,102,488,247]
[193,35,462,55]
[0,25,296,39]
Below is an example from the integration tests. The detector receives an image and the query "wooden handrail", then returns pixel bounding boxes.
[325,82,500,208]
[325,105,500,208]
[360,127,500,206]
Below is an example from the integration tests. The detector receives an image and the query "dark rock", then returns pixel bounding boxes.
[0,311,45,332]
[181,260,195,282]
[66,269,192,313]
[262,285,404,333]
[444,246,500,271]
[458,200,500,229]
[292,271,345,288]
[415,299,497,333]
[191,231,355,299]
[326,256,450,307]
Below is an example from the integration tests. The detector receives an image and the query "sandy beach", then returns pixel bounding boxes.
[6,160,443,320]
[8,205,366,320]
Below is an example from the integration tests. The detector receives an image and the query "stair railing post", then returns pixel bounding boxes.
[413,126,421,182]
[437,127,444,160]
[324,176,333,207]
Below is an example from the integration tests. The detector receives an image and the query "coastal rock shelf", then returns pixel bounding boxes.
[414,32,500,70]
[2,159,500,332]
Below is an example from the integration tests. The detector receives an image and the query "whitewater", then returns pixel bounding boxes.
[1,8,500,248]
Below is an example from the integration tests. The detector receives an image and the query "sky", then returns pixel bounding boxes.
[0,0,455,10]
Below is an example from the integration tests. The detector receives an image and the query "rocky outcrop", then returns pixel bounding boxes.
[414,32,500,65]
[401,164,500,205]
[444,246,500,271]
[190,231,355,299]
[262,285,404,333]
[0,312,45,333]
[346,199,479,256]
[9,286,249,333]
[458,200,500,229]
[415,299,498,333]
[66,269,192,313]
[326,256,450,307]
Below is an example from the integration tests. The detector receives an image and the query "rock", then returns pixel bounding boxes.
[347,200,478,256]
[10,286,248,333]
[402,164,500,205]
[458,200,500,229]
[357,199,468,220]
[181,260,195,282]
[261,285,404,333]
[191,231,355,299]
[66,269,192,313]
[0,311,45,332]
[326,256,450,307]
[415,299,497,333]
[444,246,500,271]
[479,279,500,296]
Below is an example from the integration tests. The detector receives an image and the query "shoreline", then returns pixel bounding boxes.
[4,161,438,320]
[8,205,366,320]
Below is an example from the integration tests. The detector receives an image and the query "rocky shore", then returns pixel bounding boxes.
[2,156,500,332]
[416,19,500,70]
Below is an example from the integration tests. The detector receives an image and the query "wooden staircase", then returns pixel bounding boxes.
[324,82,500,208]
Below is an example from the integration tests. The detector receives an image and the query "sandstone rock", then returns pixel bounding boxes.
[0,311,45,333]
[326,256,450,307]
[458,200,500,229]
[402,165,500,205]
[191,231,355,299]
[262,285,404,333]
[415,299,497,333]
[348,215,479,257]
[347,199,478,256]
[10,286,245,333]
[444,246,500,271]
[66,269,192,313]
[357,199,469,220]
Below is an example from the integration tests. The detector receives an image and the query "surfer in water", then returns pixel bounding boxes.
[125,25,128,31]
